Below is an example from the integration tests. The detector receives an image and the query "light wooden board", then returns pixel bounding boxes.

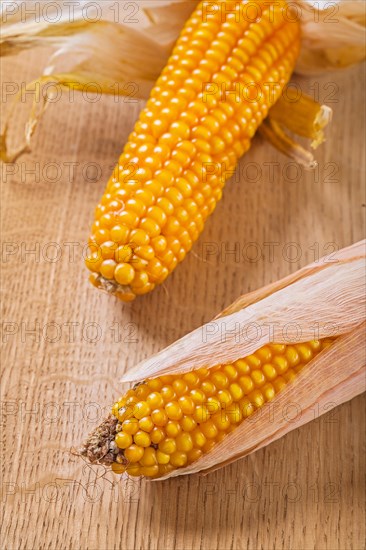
[1,40,365,550]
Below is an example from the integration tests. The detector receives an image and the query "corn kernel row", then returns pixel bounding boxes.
[86,0,301,300]
[110,338,334,477]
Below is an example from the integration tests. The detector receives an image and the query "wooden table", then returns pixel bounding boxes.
[1,42,365,550]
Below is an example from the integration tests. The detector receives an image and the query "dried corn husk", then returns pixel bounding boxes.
[122,240,365,382]
[294,0,366,74]
[1,0,364,162]
[81,241,365,479]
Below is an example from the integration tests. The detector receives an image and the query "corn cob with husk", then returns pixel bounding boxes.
[80,241,366,479]
[84,0,303,300]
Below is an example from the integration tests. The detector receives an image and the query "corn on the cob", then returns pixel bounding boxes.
[86,0,301,300]
[81,338,334,478]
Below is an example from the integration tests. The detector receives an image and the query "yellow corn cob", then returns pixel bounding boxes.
[86,0,301,300]
[81,338,335,478]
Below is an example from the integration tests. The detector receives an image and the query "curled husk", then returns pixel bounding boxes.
[2,0,364,161]
[82,241,366,479]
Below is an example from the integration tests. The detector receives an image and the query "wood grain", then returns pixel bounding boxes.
[1,45,365,550]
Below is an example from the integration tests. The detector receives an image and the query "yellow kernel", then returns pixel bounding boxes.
[206,397,221,414]
[229,383,243,401]
[146,392,164,409]
[117,210,140,228]
[262,383,275,401]
[239,375,254,394]
[235,360,250,375]
[165,401,183,421]
[263,364,277,380]
[251,370,266,387]
[100,259,116,280]
[140,447,157,467]
[131,271,149,289]
[310,340,322,351]
[134,430,151,447]
[165,420,181,438]
[159,438,176,454]
[117,405,133,423]
[183,372,200,388]
[201,380,216,396]
[178,396,195,415]
[147,378,163,391]
[270,344,286,354]
[176,432,193,452]
[85,253,102,273]
[150,426,165,444]
[240,398,255,418]
[151,409,168,426]
[187,448,203,464]
[114,263,135,285]
[161,386,176,402]
[139,416,154,432]
[225,403,243,424]
[151,235,168,253]
[190,389,206,404]
[255,346,272,363]
[111,462,126,475]
[146,258,164,281]
[191,430,206,451]
[193,405,210,424]
[217,389,233,406]
[200,421,218,439]
[129,228,149,246]
[135,245,155,261]
[223,364,238,381]
[140,465,159,477]
[180,416,197,432]
[140,218,161,238]
[156,450,170,464]
[172,379,189,396]
[250,390,265,409]
[246,354,261,369]
[134,383,150,401]
[124,444,144,463]
[125,197,146,217]
[273,356,288,374]
[212,412,231,431]
[133,401,151,420]
[122,418,139,435]
[100,241,117,260]
[295,344,313,362]
[115,245,133,263]
[211,372,229,389]
[170,451,187,468]
[115,431,132,449]
[111,225,131,244]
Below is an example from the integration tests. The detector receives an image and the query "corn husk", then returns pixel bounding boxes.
[81,241,366,479]
[122,240,365,382]
[1,0,364,162]
[259,88,333,168]
[294,0,366,74]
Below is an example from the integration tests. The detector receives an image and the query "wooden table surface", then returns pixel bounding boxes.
[1,40,365,550]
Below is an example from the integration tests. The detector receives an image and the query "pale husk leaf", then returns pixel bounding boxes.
[122,240,366,383]
[293,0,366,74]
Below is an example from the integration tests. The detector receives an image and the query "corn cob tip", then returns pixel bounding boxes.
[79,415,120,466]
